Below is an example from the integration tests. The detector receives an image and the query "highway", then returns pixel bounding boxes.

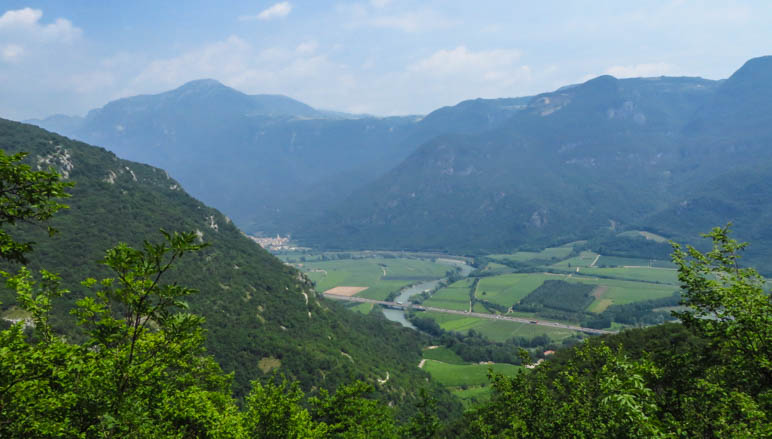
[323,293,615,335]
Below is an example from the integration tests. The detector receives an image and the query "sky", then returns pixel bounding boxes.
[1,0,771,120]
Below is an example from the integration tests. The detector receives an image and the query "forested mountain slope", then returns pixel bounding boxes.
[0,118,459,417]
[27,80,423,235]
[300,56,772,272]
[28,82,539,237]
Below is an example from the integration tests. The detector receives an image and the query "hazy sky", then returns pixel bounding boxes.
[1,1,770,120]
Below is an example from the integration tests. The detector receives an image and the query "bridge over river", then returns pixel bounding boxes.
[323,293,615,335]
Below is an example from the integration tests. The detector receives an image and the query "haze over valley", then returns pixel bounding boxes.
[1,2,770,437]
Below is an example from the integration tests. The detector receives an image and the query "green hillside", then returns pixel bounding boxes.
[0,118,459,418]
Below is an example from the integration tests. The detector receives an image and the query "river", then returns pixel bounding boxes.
[381,259,473,328]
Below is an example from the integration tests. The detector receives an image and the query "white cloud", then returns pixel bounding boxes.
[240,2,292,21]
[127,35,348,102]
[410,46,523,79]
[0,8,81,43]
[603,62,679,78]
[0,8,42,28]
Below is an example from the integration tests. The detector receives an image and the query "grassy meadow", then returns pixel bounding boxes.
[423,278,474,311]
[488,245,573,263]
[420,311,581,343]
[423,359,522,387]
[300,257,450,301]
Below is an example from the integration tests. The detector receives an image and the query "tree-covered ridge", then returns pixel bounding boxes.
[0,118,458,418]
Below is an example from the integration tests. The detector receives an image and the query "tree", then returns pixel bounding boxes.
[0,232,244,438]
[244,376,327,439]
[670,224,771,436]
[671,224,771,390]
[309,381,398,439]
[0,150,71,263]
[400,388,441,439]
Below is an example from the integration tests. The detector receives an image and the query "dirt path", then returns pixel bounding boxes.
[590,254,601,267]
[418,359,426,369]
[377,371,390,384]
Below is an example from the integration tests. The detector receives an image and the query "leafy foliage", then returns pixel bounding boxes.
[1,232,244,438]
[0,150,71,263]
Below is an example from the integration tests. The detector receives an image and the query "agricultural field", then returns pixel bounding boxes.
[478,262,512,275]
[422,359,522,387]
[476,273,558,308]
[595,255,675,269]
[419,311,582,343]
[300,257,450,301]
[471,267,678,316]
[423,278,474,311]
[566,276,679,312]
[576,266,678,284]
[550,250,599,269]
[488,245,574,263]
[520,280,596,312]
[422,346,466,364]
[421,349,523,407]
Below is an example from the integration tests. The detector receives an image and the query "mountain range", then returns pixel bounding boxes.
[28,56,772,272]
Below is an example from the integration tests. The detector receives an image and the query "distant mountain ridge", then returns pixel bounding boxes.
[26,57,772,274]
[28,79,535,235]
[298,56,772,273]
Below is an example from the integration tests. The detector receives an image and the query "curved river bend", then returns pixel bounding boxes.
[381,259,473,329]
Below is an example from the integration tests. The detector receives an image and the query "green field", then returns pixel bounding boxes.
[422,359,522,387]
[420,311,581,342]
[577,266,678,284]
[566,276,678,312]
[476,273,556,307]
[489,246,574,263]
[595,255,675,269]
[479,262,512,275]
[346,302,374,314]
[470,268,678,316]
[424,278,474,311]
[550,250,599,268]
[520,280,596,312]
[301,257,450,301]
[422,346,466,364]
